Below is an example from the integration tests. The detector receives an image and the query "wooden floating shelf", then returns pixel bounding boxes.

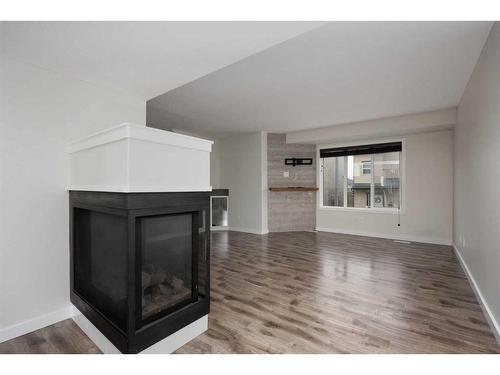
[269,187,319,192]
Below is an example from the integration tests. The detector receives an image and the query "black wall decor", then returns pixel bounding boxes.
[285,158,313,167]
[70,191,210,353]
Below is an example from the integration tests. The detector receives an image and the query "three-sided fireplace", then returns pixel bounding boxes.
[70,191,210,353]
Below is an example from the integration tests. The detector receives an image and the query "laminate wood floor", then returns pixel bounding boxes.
[0,319,100,354]
[1,231,498,354]
[176,231,499,353]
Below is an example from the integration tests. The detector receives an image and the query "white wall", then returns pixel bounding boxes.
[218,132,268,234]
[0,56,145,341]
[210,140,221,189]
[454,22,500,339]
[316,130,454,245]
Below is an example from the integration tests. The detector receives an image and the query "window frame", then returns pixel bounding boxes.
[361,160,372,175]
[318,138,406,215]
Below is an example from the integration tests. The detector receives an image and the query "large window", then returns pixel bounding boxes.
[320,142,402,211]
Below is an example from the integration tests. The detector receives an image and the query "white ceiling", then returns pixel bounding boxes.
[0,21,323,100]
[147,21,493,136]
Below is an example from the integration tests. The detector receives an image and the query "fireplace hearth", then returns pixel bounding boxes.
[70,191,210,353]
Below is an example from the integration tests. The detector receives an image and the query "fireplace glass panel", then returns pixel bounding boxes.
[211,196,228,227]
[197,208,208,297]
[139,213,195,322]
[73,208,128,331]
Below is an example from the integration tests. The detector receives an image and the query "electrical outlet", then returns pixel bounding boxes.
[283,171,289,178]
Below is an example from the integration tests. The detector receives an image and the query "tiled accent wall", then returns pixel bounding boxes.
[267,133,316,232]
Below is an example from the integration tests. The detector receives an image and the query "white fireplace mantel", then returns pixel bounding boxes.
[68,123,213,192]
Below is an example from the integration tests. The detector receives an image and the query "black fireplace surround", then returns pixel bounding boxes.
[70,191,210,353]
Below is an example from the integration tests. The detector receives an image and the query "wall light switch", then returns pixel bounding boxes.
[283,171,289,178]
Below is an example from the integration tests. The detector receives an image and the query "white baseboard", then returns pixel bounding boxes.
[315,226,452,246]
[452,245,500,345]
[229,227,269,235]
[210,226,229,231]
[73,308,208,354]
[0,304,74,344]
[141,315,208,354]
[72,311,121,354]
